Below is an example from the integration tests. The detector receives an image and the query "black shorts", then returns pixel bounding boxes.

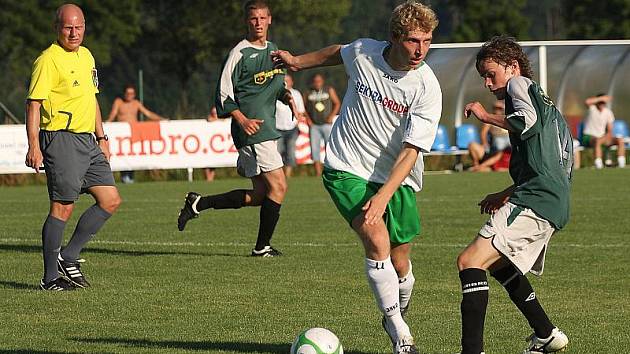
[40,130,116,202]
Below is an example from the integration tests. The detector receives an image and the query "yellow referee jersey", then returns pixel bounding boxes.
[27,42,99,133]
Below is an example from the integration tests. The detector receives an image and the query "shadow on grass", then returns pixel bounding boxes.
[0,280,37,290]
[0,243,244,258]
[72,337,376,354]
[0,350,114,354]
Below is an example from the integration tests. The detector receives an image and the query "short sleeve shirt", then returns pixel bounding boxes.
[505,76,573,229]
[215,39,286,148]
[324,38,442,192]
[27,42,99,133]
[583,105,614,138]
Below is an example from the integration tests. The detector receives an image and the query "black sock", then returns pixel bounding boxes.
[196,190,246,211]
[254,197,281,250]
[61,204,111,262]
[460,268,489,354]
[491,264,554,338]
[42,215,66,283]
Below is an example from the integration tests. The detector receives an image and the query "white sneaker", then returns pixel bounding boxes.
[395,336,419,354]
[523,327,568,353]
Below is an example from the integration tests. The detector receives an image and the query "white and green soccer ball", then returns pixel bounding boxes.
[290,328,344,354]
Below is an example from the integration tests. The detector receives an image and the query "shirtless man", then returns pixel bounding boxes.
[106,84,165,183]
[106,84,165,123]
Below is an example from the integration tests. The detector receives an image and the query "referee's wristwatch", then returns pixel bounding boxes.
[95,134,109,142]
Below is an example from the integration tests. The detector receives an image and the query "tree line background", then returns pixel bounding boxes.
[1,0,628,121]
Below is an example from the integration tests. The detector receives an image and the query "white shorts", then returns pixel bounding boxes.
[236,140,283,178]
[479,202,555,276]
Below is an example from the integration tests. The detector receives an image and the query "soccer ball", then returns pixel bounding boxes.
[290,328,344,354]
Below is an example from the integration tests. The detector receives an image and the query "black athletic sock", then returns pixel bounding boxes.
[42,215,66,283]
[196,190,246,212]
[254,197,281,250]
[61,204,111,262]
[460,268,489,354]
[491,264,555,338]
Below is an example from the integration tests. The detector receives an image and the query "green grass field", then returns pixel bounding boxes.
[1,169,628,353]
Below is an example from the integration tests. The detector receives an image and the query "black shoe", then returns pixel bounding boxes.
[57,256,90,288]
[178,192,201,231]
[251,246,283,257]
[40,277,76,291]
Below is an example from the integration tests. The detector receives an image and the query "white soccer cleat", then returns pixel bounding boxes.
[394,336,419,354]
[523,327,568,353]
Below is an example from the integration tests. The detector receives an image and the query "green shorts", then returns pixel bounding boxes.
[322,168,421,244]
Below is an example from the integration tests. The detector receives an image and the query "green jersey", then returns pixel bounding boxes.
[215,39,287,148]
[505,76,573,229]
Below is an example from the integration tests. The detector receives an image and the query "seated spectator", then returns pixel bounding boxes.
[467,100,511,172]
[582,94,625,169]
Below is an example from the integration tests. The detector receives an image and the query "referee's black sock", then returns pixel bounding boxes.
[42,215,66,283]
[491,264,555,338]
[254,197,281,251]
[460,268,489,354]
[197,190,246,211]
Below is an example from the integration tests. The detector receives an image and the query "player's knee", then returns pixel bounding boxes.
[53,203,75,221]
[457,251,473,271]
[102,194,122,214]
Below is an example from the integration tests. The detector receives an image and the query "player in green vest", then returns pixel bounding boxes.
[177,0,296,257]
[456,36,572,354]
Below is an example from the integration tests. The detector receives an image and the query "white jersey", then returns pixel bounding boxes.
[324,38,442,192]
[583,105,614,138]
[276,88,305,131]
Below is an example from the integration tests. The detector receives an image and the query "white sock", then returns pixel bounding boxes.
[594,158,603,169]
[365,257,411,341]
[618,156,626,168]
[398,261,415,312]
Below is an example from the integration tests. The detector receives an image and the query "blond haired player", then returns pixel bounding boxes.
[272,2,441,352]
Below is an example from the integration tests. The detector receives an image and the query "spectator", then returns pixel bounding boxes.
[582,94,625,168]
[304,73,341,176]
[107,84,167,183]
[276,73,306,177]
[467,100,511,172]
[204,106,219,181]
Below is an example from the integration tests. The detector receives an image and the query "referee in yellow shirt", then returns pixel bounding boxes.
[25,3,122,291]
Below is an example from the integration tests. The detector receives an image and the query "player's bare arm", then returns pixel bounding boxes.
[25,99,43,172]
[230,109,264,136]
[478,184,516,215]
[362,143,421,225]
[464,101,513,131]
[95,100,111,161]
[280,91,300,120]
[271,45,343,72]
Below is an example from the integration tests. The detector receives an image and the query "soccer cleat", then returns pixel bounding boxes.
[394,336,419,354]
[58,255,90,288]
[251,246,283,257]
[523,327,568,353]
[177,192,201,231]
[40,277,76,291]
